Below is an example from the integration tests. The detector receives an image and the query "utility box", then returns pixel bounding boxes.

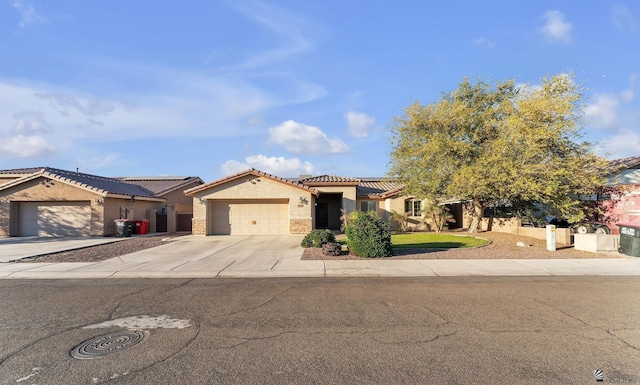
[618,222,640,257]
[574,233,619,252]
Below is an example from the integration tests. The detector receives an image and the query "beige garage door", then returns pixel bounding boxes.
[19,202,91,237]
[210,200,288,235]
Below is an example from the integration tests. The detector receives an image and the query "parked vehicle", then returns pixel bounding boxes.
[548,216,612,234]
[573,222,611,234]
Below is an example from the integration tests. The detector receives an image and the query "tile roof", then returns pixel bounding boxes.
[606,155,640,174]
[297,174,361,184]
[184,168,319,196]
[116,176,203,196]
[0,167,47,176]
[356,180,404,198]
[0,167,159,198]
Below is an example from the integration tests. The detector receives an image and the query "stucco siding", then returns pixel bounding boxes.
[191,175,314,235]
[102,198,165,236]
[163,181,201,207]
[0,177,104,237]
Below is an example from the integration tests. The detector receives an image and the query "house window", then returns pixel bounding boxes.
[360,201,377,212]
[404,199,422,216]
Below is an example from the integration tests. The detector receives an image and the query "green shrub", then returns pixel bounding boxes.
[345,211,393,258]
[301,229,336,248]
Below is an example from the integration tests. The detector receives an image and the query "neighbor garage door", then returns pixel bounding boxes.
[19,202,91,237]
[210,200,288,235]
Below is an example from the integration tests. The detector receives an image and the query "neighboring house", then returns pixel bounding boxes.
[0,167,202,237]
[115,176,203,232]
[584,155,640,234]
[184,168,464,236]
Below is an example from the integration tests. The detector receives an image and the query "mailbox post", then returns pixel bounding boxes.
[546,224,556,251]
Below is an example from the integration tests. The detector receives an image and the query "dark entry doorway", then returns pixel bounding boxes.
[315,202,328,228]
[314,193,342,230]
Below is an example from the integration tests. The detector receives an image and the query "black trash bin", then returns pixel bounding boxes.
[115,220,133,238]
[617,221,640,257]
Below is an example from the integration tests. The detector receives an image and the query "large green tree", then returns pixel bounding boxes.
[388,74,605,232]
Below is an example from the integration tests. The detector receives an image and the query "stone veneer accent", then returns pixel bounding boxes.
[290,219,312,234]
[191,219,206,235]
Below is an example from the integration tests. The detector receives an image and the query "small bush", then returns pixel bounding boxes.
[301,229,336,248]
[345,211,393,258]
[322,242,342,256]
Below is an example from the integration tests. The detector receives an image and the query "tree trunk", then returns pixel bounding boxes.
[467,197,484,233]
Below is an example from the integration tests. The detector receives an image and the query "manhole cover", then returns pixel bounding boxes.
[70,330,145,359]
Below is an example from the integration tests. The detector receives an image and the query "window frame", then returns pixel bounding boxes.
[404,199,422,217]
[360,200,377,213]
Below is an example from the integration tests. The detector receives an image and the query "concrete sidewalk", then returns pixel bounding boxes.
[1,234,640,279]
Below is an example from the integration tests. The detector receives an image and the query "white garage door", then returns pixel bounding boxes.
[210,200,288,235]
[19,202,91,237]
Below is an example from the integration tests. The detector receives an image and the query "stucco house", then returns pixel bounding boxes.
[185,168,464,236]
[0,167,202,237]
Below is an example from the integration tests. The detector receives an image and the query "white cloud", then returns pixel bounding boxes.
[472,37,496,48]
[226,1,318,70]
[601,129,640,159]
[585,77,636,130]
[268,120,350,155]
[35,92,117,117]
[221,154,316,177]
[541,10,572,44]
[612,4,639,32]
[0,62,327,160]
[0,134,57,158]
[13,110,52,134]
[345,111,375,138]
[584,94,621,129]
[11,0,44,28]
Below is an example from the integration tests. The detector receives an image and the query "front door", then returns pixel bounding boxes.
[315,202,328,228]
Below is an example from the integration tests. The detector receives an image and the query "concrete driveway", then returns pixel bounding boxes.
[63,235,324,278]
[0,236,124,262]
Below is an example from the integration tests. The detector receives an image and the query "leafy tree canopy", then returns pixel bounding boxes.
[388,73,606,232]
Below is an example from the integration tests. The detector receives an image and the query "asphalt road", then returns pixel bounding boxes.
[1,277,639,384]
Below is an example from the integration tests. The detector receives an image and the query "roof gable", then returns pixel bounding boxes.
[0,167,160,199]
[185,168,319,196]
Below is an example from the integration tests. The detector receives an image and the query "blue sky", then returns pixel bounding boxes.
[1,1,638,181]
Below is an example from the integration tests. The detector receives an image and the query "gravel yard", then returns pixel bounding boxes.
[302,231,623,260]
[16,231,623,263]
[19,235,184,263]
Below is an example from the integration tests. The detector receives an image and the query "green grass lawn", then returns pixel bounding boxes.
[391,233,489,249]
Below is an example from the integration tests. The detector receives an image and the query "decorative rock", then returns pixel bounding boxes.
[322,242,342,256]
[516,241,531,248]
